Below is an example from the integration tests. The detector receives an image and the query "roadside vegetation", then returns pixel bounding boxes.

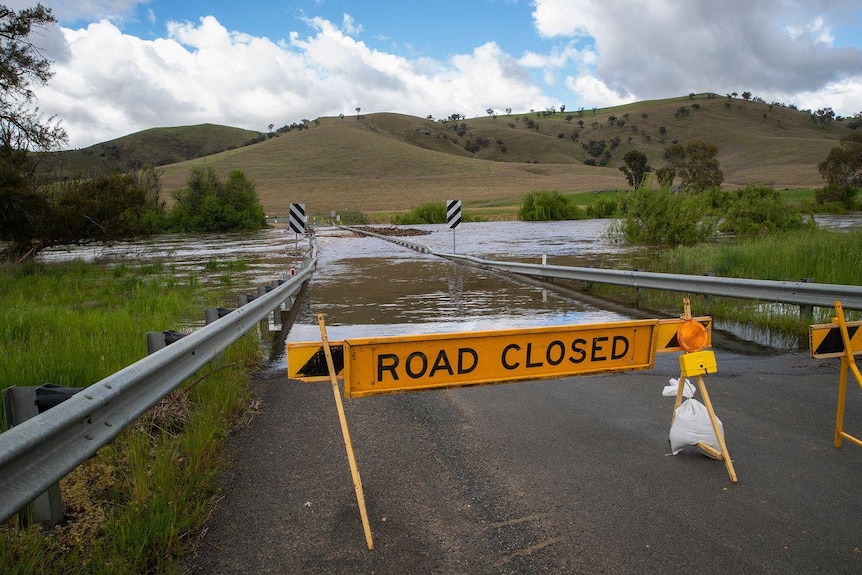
[1,163,267,262]
[0,259,262,574]
[599,227,862,333]
[390,201,484,225]
[518,190,588,221]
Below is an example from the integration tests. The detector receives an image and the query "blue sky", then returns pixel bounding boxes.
[9,0,862,149]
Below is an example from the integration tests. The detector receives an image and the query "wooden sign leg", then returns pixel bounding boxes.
[318,313,374,550]
[694,375,738,484]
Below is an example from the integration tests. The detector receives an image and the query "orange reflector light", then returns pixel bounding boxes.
[677,320,708,353]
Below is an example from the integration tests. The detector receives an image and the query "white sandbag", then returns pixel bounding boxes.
[662,378,695,398]
[669,398,724,455]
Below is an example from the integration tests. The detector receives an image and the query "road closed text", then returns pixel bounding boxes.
[344,320,658,397]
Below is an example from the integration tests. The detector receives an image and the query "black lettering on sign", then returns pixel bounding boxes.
[378,348,480,382]
[612,336,629,359]
[458,348,478,374]
[498,334,636,374]
[526,343,543,368]
[429,349,453,377]
[502,343,520,370]
[378,354,399,381]
[406,352,428,379]
[546,340,565,366]
[591,336,609,361]
[569,338,587,364]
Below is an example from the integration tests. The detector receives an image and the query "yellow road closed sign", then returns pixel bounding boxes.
[344,319,660,398]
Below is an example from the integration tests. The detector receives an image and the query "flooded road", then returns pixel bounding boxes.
[287,221,635,344]
[36,215,861,353]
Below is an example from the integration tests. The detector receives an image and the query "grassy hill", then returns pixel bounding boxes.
[37,124,263,179]
[51,94,855,219]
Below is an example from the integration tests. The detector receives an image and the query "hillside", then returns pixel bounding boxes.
[57,94,856,218]
[37,124,263,179]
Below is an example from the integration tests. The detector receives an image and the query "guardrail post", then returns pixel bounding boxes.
[271,281,286,326]
[146,330,187,355]
[237,294,257,307]
[798,279,814,324]
[702,272,716,313]
[798,279,815,349]
[205,307,235,325]
[2,384,83,527]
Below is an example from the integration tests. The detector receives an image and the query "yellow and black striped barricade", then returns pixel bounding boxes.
[810,301,862,448]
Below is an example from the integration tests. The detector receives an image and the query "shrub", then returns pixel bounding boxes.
[609,187,717,245]
[586,198,620,219]
[391,202,446,224]
[719,186,813,237]
[168,167,266,232]
[815,185,859,211]
[518,190,587,221]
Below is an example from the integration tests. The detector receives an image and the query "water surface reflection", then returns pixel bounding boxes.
[33,215,861,354]
[286,222,636,343]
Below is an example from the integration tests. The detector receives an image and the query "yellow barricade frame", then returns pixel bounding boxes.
[811,301,862,448]
[295,304,734,548]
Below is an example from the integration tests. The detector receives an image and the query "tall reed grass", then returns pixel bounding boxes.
[599,227,862,332]
[0,259,262,574]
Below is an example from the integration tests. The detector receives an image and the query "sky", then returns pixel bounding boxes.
[8,0,862,149]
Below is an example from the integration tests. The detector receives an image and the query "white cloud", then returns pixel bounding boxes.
[532,0,862,114]
[788,17,835,46]
[16,0,862,148]
[564,75,635,109]
[341,13,362,36]
[40,16,547,148]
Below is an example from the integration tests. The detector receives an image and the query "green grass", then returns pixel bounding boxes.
[36,124,263,181]
[589,227,862,333]
[0,260,263,574]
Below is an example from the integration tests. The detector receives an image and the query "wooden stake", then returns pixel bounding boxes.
[318,313,374,550]
[694,374,738,484]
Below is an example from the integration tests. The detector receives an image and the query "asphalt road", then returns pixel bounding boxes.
[184,348,862,574]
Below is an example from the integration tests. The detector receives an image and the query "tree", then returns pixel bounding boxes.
[663,139,723,191]
[619,150,652,189]
[0,4,66,151]
[818,132,862,188]
[168,166,266,232]
[656,166,676,188]
[1,166,165,261]
[812,107,835,127]
[0,3,66,255]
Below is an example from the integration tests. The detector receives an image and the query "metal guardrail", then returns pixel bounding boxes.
[342,225,862,311]
[436,253,862,311]
[0,256,316,524]
[337,225,431,253]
